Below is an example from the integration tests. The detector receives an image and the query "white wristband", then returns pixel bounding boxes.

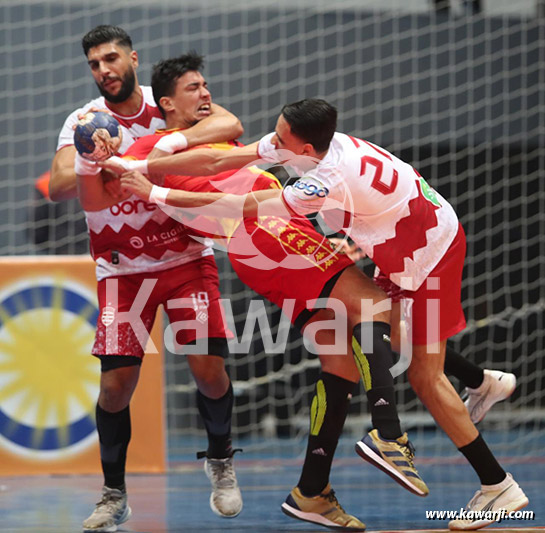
[74,153,100,175]
[257,134,281,163]
[154,131,188,154]
[127,159,149,174]
[149,185,170,206]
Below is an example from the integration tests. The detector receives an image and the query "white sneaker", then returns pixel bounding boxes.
[449,473,529,530]
[464,370,516,423]
[82,486,131,532]
[204,456,243,517]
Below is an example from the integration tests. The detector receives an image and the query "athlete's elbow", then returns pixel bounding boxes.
[49,181,75,202]
[231,119,244,139]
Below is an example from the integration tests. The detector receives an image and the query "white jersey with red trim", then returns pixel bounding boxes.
[86,196,213,281]
[259,132,459,291]
[58,86,214,280]
[56,86,165,153]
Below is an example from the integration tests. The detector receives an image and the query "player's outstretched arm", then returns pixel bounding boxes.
[149,142,260,175]
[100,143,260,177]
[120,170,284,218]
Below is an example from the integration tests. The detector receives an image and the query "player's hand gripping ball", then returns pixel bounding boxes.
[74,111,123,161]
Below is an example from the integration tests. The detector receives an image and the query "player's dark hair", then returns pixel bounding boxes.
[82,25,133,56]
[281,99,337,153]
[151,51,205,118]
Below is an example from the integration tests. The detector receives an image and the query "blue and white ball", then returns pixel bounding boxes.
[74,111,123,161]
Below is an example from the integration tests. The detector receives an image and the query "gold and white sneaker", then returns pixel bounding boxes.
[281,484,366,531]
[355,429,429,497]
[449,473,529,530]
[464,370,516,424]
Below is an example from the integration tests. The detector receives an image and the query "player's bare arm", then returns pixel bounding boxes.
[101,142,260,177]
[147,104,243,160]
[149,142,259,175]
[77,165,130,212]
[50,145,79,201]
[120,170,284,217]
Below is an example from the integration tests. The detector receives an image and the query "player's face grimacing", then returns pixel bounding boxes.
[167,71,212,128]
[87,42,138,103]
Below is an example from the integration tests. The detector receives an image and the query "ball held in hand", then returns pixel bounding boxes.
[74,111,123,161]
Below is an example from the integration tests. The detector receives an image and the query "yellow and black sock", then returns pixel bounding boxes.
[297,372,357,496]
[352,321,402,440]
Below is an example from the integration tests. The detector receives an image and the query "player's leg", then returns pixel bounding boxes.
[326,265,429,497]
[83,360,139,533]
[408,342,528,530]
[164,256,242,518]
[83,273,154,533]
[405,227,527,529]
[377,266,516,422]
[228,229,367,528]
[444,346,517,424]
[281,311,366,531]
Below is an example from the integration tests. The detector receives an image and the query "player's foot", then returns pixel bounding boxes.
[281,484,366,531]
[82,486,131,533]
[204,455,243,517]
[355,429,429,497]
[464,370,516,424]
[448,473,529,530]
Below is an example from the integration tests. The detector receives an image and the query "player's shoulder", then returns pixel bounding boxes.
[313,132,360,181]
[139,85,155,102]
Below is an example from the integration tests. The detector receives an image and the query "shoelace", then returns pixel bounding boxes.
[209,460,237,488]
[399,440,417,468]
[324,489,346,513]
[95,492,123,513]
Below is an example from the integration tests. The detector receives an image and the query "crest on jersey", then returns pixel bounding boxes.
[101,306,116,326]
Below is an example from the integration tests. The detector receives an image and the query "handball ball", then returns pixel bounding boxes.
[74,111,123,161]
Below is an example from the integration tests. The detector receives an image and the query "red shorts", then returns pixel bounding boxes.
[374,223,467,345]
[92,255,228,357]
[228,216,354,328]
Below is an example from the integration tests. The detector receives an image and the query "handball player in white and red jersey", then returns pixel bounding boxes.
[51,26,244,533]
[124,98,528,531]
[102,72,440,528]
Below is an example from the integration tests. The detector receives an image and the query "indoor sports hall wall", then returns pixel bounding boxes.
[0,0,543,460]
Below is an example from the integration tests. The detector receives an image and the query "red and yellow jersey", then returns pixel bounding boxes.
[121,131,353,323]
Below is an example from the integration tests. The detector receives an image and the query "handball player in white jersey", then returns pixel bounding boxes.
[50,26,244,532]
[127,98,527,531]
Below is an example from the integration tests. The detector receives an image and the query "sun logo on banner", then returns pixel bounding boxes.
[0,277,100,459]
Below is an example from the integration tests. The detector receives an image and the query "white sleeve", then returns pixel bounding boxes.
[257,133,279,162]
[282,175,332,215]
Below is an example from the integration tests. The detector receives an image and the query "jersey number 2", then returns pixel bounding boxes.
[360,155,398,195]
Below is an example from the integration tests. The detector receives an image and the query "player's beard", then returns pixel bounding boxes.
[97,67,136,104]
